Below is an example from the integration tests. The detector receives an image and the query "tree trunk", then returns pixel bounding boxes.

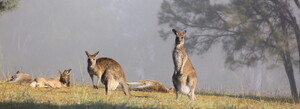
[283,59,299,99]
[278,7,299,98]
[287,11,300,75]
[281,42,299,98]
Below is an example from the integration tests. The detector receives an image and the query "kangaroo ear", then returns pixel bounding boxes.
[93,51,99,56]
[181,30,187,36]
[68,69,72,73]
[58,70,62,74]
[65,70,70,75]
[85,51,90,56]
[172,29,178,36]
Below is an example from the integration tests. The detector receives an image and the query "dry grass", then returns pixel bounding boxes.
[0,81,299,109]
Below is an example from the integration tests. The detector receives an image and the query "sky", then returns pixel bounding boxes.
[0,0,299,96]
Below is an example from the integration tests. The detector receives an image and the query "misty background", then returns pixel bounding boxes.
[0,0,299,96]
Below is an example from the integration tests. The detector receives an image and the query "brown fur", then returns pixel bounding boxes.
[128,79,175,93]
[49,75,60,80]
[85,51,130,96]
[172,29,198,100]
[30,69,71,88]
[7,71,32,84]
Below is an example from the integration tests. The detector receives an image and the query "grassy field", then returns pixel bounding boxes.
[0,82,299,109]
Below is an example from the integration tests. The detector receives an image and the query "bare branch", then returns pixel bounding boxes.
[294,0,300,9]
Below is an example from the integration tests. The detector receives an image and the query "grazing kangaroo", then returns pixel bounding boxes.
[128,79,175,93]
[172,29,197,100]
[7,71,32,84]
[85,51,130,96]
[30,69,71,88]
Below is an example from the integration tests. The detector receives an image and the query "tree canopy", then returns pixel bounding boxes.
[159,0,300,98]
[0,0,18,15]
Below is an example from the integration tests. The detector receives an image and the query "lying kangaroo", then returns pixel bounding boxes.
[127,79,175,93]
[85,51,130,96]
[172,29,197,100]
[7,71,32,84]
[30,69,71,88]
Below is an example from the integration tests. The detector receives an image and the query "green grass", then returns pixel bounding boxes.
[0,82,299,109]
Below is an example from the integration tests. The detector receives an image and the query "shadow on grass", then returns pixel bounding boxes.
[131,94,153,98]
[0,100,153,109]
[196,91,299,103]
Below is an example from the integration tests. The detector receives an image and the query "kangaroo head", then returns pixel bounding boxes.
[85,51,99,65]
[9,71,21,81]
[172,29,186,46]
[59,69,71,87]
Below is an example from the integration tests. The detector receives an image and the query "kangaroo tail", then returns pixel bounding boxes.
[119,69,130,96]
[127,81,144,85]
[120,80,130,96]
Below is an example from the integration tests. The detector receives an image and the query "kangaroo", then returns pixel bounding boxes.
[172,29,197,100]
[30,69,71,88]
[7,71,32,84]
[128,79,175,93]
[85,51,130,96]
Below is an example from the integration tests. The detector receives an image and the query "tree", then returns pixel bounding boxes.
[159,0,300,98]
[0,0,18,15]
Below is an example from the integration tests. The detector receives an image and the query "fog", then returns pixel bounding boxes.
[0,0,299,96]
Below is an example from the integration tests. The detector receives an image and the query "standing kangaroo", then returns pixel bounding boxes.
[172,29,197,100]
[85,51,130,96]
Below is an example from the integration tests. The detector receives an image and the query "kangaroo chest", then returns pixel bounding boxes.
[173,49,183,58]
[173,49,184,71]
[88,66,100,76]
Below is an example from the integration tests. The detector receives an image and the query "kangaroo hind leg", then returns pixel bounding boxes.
[105,82,111,95]
[187,80,196,100]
